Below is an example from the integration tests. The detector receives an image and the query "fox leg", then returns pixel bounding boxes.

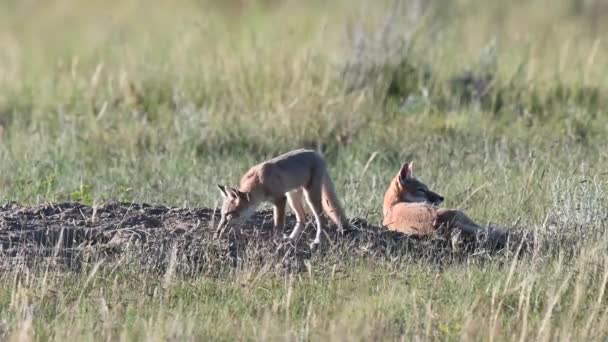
[285,189,307,240]
[303,183,324,248]
[272,196,287,234]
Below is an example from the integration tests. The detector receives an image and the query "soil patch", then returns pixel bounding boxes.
[0,201,522,274]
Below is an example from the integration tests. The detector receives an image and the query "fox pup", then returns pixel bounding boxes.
[383,162,508,245]
[216,149,348,247]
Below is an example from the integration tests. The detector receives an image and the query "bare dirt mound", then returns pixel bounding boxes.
[0,201,520,275]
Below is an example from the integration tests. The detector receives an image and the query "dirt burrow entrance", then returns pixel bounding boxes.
[0,201,514,274]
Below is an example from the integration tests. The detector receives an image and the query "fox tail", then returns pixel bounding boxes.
[321,174,349,229]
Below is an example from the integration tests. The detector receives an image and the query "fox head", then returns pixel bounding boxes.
[394,162,444,206]
[216,185,256,235]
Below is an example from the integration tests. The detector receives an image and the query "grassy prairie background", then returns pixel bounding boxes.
[0,0,607,340]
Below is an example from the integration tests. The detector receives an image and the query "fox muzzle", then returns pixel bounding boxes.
[428,191,444,205]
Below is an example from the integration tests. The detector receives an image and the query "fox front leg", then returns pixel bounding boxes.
[273,196,287,235]
[214,217,227,239]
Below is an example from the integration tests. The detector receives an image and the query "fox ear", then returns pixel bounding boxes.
[217,185,240,199]
[399,162,411,184]
[217,184,228,197]
[408,161,415,177]
[227,187,240,198]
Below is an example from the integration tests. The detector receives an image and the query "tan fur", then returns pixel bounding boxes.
[216,148,347,247]
[382,162,444,236]
[382,162,506,244]
[321,173,349,229]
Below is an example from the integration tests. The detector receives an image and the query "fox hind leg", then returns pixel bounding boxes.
[285,189,307,240]
[303,182,324,248]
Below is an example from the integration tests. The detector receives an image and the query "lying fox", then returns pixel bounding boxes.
[216,149,348,248]
[383,162,509,246]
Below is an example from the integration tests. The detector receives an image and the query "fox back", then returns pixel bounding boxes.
[240,149,321,192]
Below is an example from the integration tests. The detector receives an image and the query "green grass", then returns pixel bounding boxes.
[1,0,608,340]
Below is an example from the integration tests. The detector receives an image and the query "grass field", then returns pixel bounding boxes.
[1,0,608,340]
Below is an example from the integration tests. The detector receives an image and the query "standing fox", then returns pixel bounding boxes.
[383,162,509,246]
[216,149,348,248]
